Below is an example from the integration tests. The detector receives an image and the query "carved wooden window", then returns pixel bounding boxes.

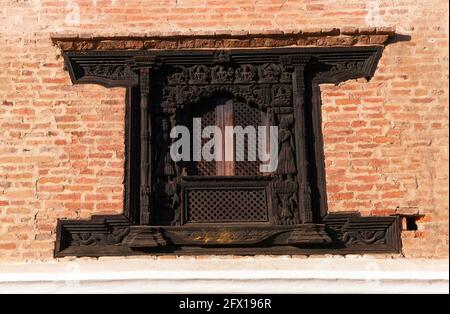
[179,96,262,177]
[55,47,401,256]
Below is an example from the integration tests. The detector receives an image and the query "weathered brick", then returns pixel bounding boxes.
[0,0,447,261]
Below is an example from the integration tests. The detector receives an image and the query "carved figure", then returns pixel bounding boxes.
[271,85,292,107]
[155,118,176,178]
[276,116,296,180]
[235,64,257,83]
[211,65,234,83]
[259,63,282,82]
[189,65,210,84]
[167,179,181,226]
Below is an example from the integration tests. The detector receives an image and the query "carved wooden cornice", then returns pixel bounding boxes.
[51,27,395,52]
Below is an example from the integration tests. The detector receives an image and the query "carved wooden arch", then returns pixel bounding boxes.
[174,86,267,112]
[173,89,267,178]
[55,47,401,256]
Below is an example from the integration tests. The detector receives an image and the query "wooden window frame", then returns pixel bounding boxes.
[55,46,401,257]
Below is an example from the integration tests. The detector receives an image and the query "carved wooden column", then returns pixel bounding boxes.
[139,67,151,224]
[284,56,314,223]
[135,56,157,225]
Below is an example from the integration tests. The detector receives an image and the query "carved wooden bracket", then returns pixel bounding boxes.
[55,46,401,257]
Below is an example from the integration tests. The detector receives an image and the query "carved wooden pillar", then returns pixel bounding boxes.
[289,56,314,223]
[139,67,151,225]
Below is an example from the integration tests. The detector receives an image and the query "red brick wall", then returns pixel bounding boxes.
[0,0,448,260]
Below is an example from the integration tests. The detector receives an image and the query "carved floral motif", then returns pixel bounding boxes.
[315,61,367,83]
[328,61,365,75]
[71,227,130,246]
[83,64,127,78]
[182,229,283,245]
[343,230,386,245]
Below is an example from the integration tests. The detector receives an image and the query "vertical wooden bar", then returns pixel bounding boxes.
[215,98,234,176]
[292,61,314,223]
[215,100,224,176]
[261,110,272,176]
[124,87,132,220]
[223,99,234,176]
[312,83,329,219]
[139,68,151,225]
